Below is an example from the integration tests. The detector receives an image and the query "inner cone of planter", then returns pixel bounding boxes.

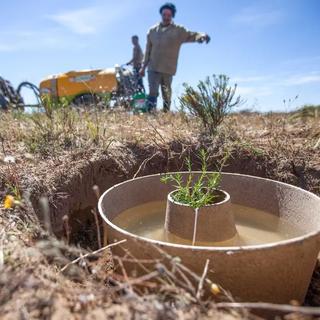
[165,189,237,243]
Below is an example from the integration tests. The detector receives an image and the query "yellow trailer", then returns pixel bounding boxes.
[39,66,135,106]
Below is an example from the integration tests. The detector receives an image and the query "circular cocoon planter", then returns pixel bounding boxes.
[98,172,320,303]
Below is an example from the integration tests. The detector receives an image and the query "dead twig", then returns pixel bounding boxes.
[39,196,52,235]
[91,185,102,248]
[151,244,233,302]
[60,239,126,272]
[62,215,71,245]
[91,208,102,249]
[113,255,136,296]
[133,151,160,179]
[112,270,160,293]
[175,265,196,293]
[196,259,210,300]
[155,263,191,292]
[314,137,320,149]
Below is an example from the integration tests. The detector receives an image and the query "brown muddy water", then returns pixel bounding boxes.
[112,201,303,247]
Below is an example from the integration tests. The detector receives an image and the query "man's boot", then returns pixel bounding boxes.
[147,96,157,112]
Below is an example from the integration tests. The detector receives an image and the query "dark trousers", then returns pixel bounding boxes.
[134,67,145,92]
[147,70,173,112]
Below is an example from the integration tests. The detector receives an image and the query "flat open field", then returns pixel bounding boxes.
[0,108,319,319]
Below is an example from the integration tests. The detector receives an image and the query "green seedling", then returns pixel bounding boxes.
[161,149,223,209]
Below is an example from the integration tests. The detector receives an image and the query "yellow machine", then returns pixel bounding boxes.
[39,66,137,106]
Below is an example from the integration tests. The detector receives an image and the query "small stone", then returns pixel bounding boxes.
[210,283,221,295]
[79,293,95,304]
[3,155,15,163]
[73,302,82,312]
[8,235,17,242]
[42,307,51,316]
[24,153,34,160]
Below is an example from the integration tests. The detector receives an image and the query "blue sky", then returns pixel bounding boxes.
[1,0,319,111]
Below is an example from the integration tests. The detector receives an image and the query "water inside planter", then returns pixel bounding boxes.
[112,200,304,246]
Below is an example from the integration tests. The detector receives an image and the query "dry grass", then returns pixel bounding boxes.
[0,107,320,319]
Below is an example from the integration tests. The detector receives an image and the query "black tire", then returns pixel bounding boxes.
[72,93,99,107]
[0,94,8,110]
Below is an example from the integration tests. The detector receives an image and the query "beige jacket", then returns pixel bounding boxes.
[143,23,204,75]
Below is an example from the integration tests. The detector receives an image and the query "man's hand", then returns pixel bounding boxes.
[198,33,211,44]
[139,67,146,77]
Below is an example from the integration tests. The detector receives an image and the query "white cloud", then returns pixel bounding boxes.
[0,1,151,52]
[236,86,256,95]
[231,71,319,112]
[0,1,149,52]
[49,7,104,35]
[232,74,273,97]
[233,75,271,83]
[234,71,320,92]
[231,5,284,27]
[0,29,87,53]
[48,2,138,35]
[284,74,320,85]
[0,44,16,52]
[237,85,272,97]
[283,56,320,66]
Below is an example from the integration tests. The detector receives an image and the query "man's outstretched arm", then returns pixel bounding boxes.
[179,26,211,44]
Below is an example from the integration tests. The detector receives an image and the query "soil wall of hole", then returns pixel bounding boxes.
[28,143,319,241]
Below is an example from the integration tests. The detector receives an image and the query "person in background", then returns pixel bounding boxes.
[126,35,144,91]
[140,3,210,112]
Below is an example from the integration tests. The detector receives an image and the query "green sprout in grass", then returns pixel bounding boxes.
[160,149,224,209]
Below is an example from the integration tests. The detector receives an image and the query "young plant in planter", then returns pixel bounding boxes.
[161,150,237,245]
[161,149,224,208]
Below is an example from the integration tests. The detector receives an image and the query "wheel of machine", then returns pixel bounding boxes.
[0,94,8,110]
[72,94,100,107]
[1,78,27,111]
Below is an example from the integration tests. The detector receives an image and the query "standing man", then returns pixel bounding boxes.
[140,3,210,112]
[126,35,144,91]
